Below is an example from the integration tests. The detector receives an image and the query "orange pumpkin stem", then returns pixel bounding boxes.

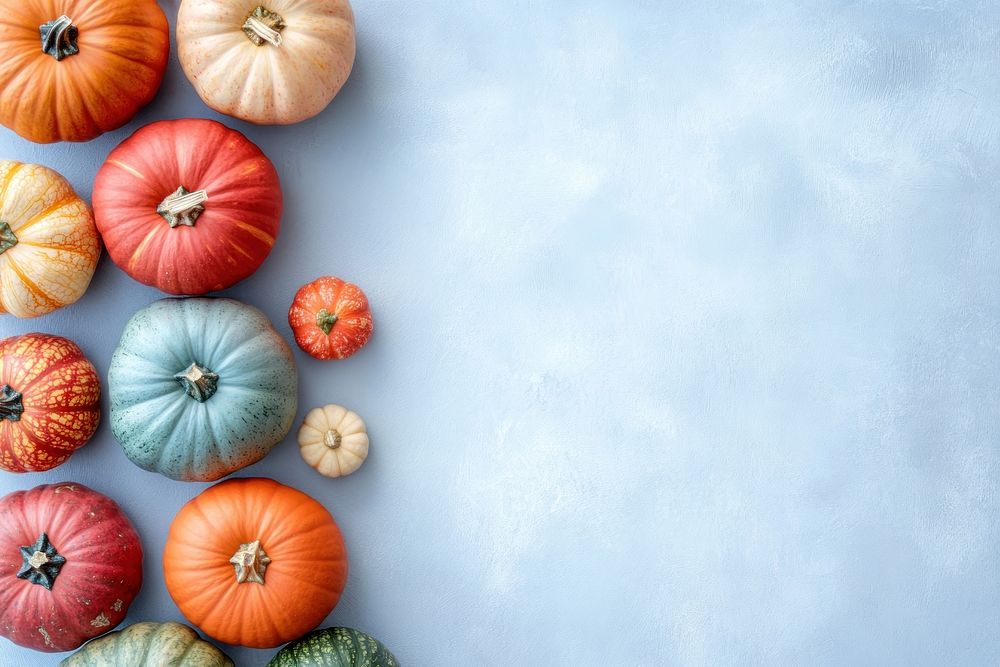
[40,15,79,61]
[229,540,271,585]
[243,7,285,47]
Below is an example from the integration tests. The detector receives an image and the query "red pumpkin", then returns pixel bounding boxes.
[92,119,282,295]
[0,333,100,473]
[0,483,143,652]
[288,276,373,360]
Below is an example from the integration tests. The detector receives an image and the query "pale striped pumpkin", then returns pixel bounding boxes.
[0,161,100,318]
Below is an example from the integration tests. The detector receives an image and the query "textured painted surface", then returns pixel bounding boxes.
[0,0,998,664]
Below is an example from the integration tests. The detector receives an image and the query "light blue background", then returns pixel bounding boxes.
[1,0,999,664]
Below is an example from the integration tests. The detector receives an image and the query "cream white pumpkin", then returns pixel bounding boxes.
[177,0,356,125]
[297,404,368,478]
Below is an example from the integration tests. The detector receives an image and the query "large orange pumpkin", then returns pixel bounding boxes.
[0,333,100,473]
[0,0,169,143]
[163,478,348,648]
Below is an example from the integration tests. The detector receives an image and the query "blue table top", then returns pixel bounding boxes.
[1,1,998,665]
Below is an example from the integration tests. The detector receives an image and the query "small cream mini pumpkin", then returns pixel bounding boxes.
[297,404,368,478]
[177,0,356,125]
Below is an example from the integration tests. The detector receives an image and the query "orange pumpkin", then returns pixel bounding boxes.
[0,161,101,318]
[0,333,100,473]
[288,276,373,360]
[0,0,169,143]
[163,478,348,648]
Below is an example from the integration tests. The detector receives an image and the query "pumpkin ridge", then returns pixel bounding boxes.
[10,424,72,459]
[125,224,166,273]
[16,350,85,392]
[4,255,58,310]
[0,161,22,205]
[56,58,105,133]
[9,196,79,238]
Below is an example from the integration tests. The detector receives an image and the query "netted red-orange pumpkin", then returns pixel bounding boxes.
[0,333,100,473]
[0,0,169,143]
[288,276,373,360]
[163,478,348,648]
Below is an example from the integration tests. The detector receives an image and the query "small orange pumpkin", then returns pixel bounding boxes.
[163,478,348,648]
[288,276,373,360]
[0,0,169,143]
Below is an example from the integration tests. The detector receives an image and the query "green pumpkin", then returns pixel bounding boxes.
[60,622,234,666]
[268,628,399,667]
[109,298,297,481]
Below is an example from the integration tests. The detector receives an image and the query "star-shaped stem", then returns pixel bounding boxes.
[174,362,220,402]
[16,533,66,590]
[0,384,23,422]
[40,15,79,61]
[243,7,285,47]
[0,221,17,254]
[157,186,208,228]
[230,540,270,585]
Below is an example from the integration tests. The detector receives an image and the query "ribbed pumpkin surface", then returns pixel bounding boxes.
[61,621,233,667]
[268,628,399,667]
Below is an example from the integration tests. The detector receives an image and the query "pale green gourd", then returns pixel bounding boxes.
[61,622,233,667]
[109,298,297,481]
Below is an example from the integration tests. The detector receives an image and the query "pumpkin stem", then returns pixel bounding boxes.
[158,187,209,228]
[230,540,271,584]
[174,363,220,402]
[0,385,23,422]
[316,309,338,335]
[40,15,79,61]
[324,429,342,449]
[243,7,285,47]
[0,222,17,254]
[16,533,66,590]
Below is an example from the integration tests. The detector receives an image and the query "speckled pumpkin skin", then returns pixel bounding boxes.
[288,276,373,360]
[0,333,100,472]
[268,628,399,667]
[109,298,297,481]
[0,483,143,652]
[61,621,234,667]
[178,0,356,125]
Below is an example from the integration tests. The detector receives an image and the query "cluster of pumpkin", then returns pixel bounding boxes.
[0,0,398,665]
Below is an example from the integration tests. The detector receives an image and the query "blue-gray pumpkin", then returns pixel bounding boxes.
[109,298,297,481]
